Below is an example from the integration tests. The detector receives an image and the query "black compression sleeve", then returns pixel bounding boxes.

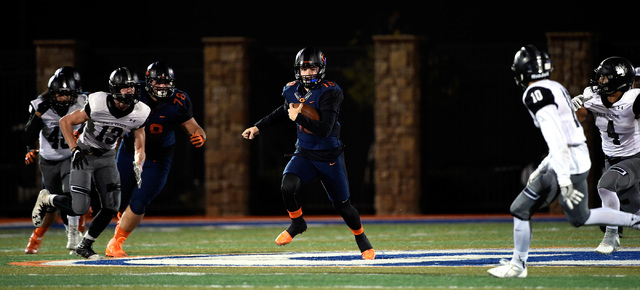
[22,111,44,146]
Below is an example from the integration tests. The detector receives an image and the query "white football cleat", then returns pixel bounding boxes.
[31,189,51,227]
[595,237,620,255]
[66,227,83,251]
[488,260,527,278]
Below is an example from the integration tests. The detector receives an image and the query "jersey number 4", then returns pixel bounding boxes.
[607,120,621,145]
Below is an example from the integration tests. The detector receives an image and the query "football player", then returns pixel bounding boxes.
[23,68,87,254]
[488,46,640,278]
[105,61,206,258]
[573,57,640,254]
[31,67,151,259]
[242,47,375,260]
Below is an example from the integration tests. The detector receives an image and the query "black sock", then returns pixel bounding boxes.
[286,217,307,238]
[355,233,372,252]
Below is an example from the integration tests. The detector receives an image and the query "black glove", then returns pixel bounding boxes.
[36,99,51,115]
[71,147,88,170]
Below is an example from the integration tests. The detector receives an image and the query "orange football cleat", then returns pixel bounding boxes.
[361,248,376,260]
[275,230,293,246]
[25,232,43,254]
[105,237,128,258]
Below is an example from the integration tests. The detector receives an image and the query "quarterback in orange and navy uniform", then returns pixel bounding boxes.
[242,47,375,260]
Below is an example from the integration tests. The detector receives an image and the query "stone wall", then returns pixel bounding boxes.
[372,35,422,215]
[202,37,251,216]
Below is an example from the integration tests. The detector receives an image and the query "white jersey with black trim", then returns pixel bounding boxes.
[79,92,150,150]
[523,79,590,184]
[29,94,87,161]
[583,88,640,157]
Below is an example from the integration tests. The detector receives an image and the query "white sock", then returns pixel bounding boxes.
[598,188,620,210]
[586,207,634,227]
[512,217,530,265]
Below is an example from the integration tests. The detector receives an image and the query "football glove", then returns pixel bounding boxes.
[190,133,205,148]
[25,149,38,165]
[71,147,88,170]
[133,161,142,188]
[560,184,584,210]
[570,87,596,111]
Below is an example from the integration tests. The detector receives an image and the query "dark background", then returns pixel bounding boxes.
[2,2,639,217]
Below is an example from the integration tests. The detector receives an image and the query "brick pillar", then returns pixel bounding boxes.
[546,32,597,211]
[202,37,251,216]
[34,39,77,93]
[32,40,77,191]
[372,35,422,215]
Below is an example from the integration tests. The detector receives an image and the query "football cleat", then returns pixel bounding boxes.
[25,232,43,254]
[66,227,83,251]
[31,189,51,227]
[105,237,128,258]
[275,230,293,246]
[487,260,527,278]
[75,242,102,260]
[595,237,620,255]
[361,248,376,260]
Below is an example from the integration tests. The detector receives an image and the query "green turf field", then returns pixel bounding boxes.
[1,216,639,289]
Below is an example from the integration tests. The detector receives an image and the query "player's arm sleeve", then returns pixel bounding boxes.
[22,108,44,146]
[254,102,287,131]
[536,105,571,186]
[176,91,195,124]
[295,89,342,138]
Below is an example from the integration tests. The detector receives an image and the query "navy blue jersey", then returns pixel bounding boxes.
[121,85,193,159]
[282,80,342,151]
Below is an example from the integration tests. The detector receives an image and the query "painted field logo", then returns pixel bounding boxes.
[26,248,640,267]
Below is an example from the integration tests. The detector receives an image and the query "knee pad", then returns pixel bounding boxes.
[599,166,632,192]
[101,187,121,212]
[562,206,590,227]
[70,184,92,215]
[510,187,547,221]
[281,174,301,199]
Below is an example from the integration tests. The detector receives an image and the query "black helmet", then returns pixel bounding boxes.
[590,56,635,95]
[294,47,326,89]
[47,72,80,111]
[109,67,139,105]
[511,45,553,89]
[54,66,82,91]
[145,61,175,99]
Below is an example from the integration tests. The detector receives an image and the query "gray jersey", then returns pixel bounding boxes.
[79,92,150,150]
[29,94,87,161]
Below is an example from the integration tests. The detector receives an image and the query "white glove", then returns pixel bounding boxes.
[560,184,584,210]
[570,86,597,111]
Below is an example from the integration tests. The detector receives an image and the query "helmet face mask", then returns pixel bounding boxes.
[109,67,139,105]
[145,61,175,99]
[511,45,552,89]
[590,56,634,96]
[294,47,326,89]
[47,73,80,111]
